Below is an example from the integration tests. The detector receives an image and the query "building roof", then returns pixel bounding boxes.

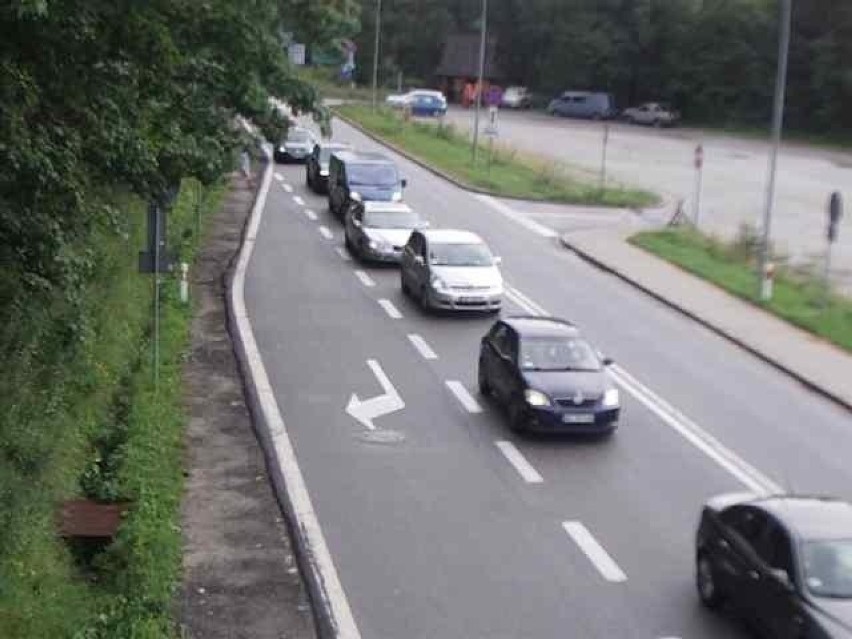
[435,33,503,80]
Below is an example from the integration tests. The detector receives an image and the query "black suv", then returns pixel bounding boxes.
[696,493,852,638]
[327,151,406,220]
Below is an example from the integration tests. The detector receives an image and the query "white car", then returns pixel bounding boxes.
[344,200,428,263]
[622,102,681,127]
[501,86,532,109]
[400,229,503,313]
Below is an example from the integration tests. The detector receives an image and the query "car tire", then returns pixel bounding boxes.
[477,364,491,397]
[696,554,724,610]
[653,119,662,128]
[509,400,527,434]
[401,275,410,296]
[418,286,431,314]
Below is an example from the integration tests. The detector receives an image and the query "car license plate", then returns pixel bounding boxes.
[562,413,594,424]
[459,296,485,303]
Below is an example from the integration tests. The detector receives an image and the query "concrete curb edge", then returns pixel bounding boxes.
[559,234,852,413]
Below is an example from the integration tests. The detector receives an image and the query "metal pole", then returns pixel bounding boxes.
[694,164,703,229]
[758,0,792,301]
[471,0,488,163]
[823,241,833,307]
[600,123,610,189]
[153,203,160,391]
[371,0,382,112]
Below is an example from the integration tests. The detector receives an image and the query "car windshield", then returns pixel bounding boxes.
[320,148,345,163]
[348,164,398,187]
[288,129,311,143]
[802,539,852,599]
[519,337,601,372]
[364,210,421,229]
[429,242,493,267]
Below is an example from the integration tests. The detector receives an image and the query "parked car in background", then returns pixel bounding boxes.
[273,126,316,163]
[696,492,852,638]
[344,201,428,263]
[478,317,620,435]
[622,102,681,127]
[546,91,616,120]
[500,86,533,109]
[328,151,407,219]
[385,90,448,117]
[306,141,352,193]
[400,229,503,314]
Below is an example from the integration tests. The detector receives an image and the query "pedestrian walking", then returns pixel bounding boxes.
[240,147,254,189]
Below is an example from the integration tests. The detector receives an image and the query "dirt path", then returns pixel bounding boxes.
[179,166,316,639]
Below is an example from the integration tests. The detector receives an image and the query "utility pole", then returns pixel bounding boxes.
[371,0,382,111]
[471,0,488,163]
[758,0,792,301]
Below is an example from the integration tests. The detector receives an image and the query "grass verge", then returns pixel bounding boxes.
[0,177,225,638]
[630,227,852,353]
[335,105,659,208]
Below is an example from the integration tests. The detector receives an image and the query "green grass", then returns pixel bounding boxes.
[0,177,225,639]
[335,105,660,208]
[298,66,391,103]
[630,228,852,353]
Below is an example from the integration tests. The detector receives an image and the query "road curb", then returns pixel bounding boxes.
[226,147,360,638]
[559,234,852,413]
[333,109,655,211]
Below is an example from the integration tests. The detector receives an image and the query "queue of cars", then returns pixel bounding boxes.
[278,123,852,639]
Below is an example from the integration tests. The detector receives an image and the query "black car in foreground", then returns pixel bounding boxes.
[696,493,852,638]
[477,316,620,435]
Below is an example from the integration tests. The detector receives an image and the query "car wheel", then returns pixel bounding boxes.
[477,364,491,397]
[509,400,527,434]
[418,286,431,313]
[653,119,662,128]
[344,233,356,254]
[401,274,410,296]
[696,554,724,609]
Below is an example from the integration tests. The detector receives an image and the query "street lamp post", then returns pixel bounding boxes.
[471,0,488,163]
[371,0,382,111]
[758,0,792,301]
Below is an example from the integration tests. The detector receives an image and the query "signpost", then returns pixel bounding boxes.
[600,123,610,189]
[693,144,704,228]
[484,106,499,174]
[824,191,843,305]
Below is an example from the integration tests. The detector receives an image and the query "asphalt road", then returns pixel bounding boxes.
[244,118,852,638]
[443,107,852,292]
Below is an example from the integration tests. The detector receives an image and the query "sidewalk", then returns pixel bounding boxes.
[560,228,852,412]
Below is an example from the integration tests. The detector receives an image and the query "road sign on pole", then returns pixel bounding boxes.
[823,191,843,306]
[600,123,610,189]
[693,144,704,228]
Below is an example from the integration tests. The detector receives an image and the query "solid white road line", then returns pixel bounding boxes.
[293,195,305,206]
[318,226,333,241]
[378,299,402,319]
[407,334,438,360]
[562,521,627,583]
[283,183,293,193]
[504,285,781,496]
[230,143,361,637]
[476,194,558,238]
[335,246,352,261]
[495,440,544,484]
[305,209,318,221]
[354,270,375,287]
[609,365,781,495]
[445,381,483,413]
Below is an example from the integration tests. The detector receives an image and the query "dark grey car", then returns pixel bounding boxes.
[306,141,352,193]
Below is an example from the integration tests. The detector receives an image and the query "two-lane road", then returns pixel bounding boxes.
[243,118,852,638]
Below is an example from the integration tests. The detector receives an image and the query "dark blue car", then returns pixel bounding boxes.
[478,316,621,435]
[408,91,448,117]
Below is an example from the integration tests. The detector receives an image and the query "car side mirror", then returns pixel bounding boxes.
[413,255,425,266]
[401,178,408,189]
[770,568,794,592]
[493,256,503,266]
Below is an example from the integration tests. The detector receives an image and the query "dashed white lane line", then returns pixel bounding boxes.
[445,381,482,413]
[274,173,283,181]
[407,334,438,360]
[378,299,402,319]
[318,226,333,240]
[304,208,318,221]
[335,246,352,261]
[293,195,305,206]
[283,183,293,193]
[562,521,627,583]
[476,194,558,238]
[495,441,544,484]
[354,270,376,287]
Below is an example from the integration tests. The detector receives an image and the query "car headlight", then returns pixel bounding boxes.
[602,388,620,408]
[320,169,329,177]
[278,145,286,152]
[368,240,378,250]
[525,389,551,407]
[350,191,362,202]
[430,274,448,292]
[391,191,403,202]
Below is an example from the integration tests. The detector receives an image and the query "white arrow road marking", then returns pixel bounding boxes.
[495,441,544,483]
[304,209,318,221]
[378,299,402,319]
[354,270,375,287]
[335,246,352,261]
[563,521,627,583]
[407,334,437,360]
[283,183,293,193]
[293,195,305,206]
[346,359,405,431]
[318,226,333,240]
[446,381,482,413]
